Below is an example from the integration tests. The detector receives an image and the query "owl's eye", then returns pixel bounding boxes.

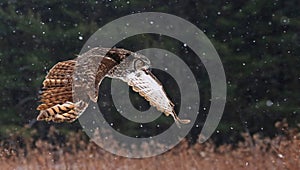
[134,59,145,70]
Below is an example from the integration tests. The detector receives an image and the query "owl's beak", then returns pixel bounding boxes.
[141,68,151,73]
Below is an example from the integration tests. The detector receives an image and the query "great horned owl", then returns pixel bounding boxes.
[36,47,190,126]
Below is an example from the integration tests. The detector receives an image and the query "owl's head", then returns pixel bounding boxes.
[131,53,151,71]
[106,51,151,80]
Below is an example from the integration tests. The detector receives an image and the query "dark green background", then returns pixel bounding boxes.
[0,0,299,144]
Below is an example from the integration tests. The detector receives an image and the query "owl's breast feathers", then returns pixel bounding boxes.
[36,48,131,123]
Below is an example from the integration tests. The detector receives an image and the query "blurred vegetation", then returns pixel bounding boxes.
[1,120,299,169]
[0,0,299,144]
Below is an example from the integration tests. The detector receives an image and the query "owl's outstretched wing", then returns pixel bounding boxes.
[36,60,90,123]
[37,47,190,126]
[125,69,190,127]
[36,48,131,123]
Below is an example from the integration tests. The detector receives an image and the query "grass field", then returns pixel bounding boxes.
[1,120,299,170]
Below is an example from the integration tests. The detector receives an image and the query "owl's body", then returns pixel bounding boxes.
[37,47,190,125]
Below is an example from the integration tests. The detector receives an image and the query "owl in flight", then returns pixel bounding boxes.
[36,47,190,126]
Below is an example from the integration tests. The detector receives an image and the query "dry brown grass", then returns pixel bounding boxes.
[0,120,299,170]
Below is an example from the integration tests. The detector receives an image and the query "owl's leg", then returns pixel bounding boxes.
[168,110,191,128]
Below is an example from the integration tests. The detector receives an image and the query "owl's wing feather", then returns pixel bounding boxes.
[126,70,190,127]
[73,48,131,102]
[36,48,131,123]
[37,60,75,110]
[36,60,80,122]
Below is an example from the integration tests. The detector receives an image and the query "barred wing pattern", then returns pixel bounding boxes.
[36,47,190,126]
[36,60,79,123]
[37,48,131,123]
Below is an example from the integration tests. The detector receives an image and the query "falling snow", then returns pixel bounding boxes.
[266,100,274,107]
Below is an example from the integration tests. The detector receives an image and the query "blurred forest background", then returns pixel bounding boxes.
[0,0,299,146]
